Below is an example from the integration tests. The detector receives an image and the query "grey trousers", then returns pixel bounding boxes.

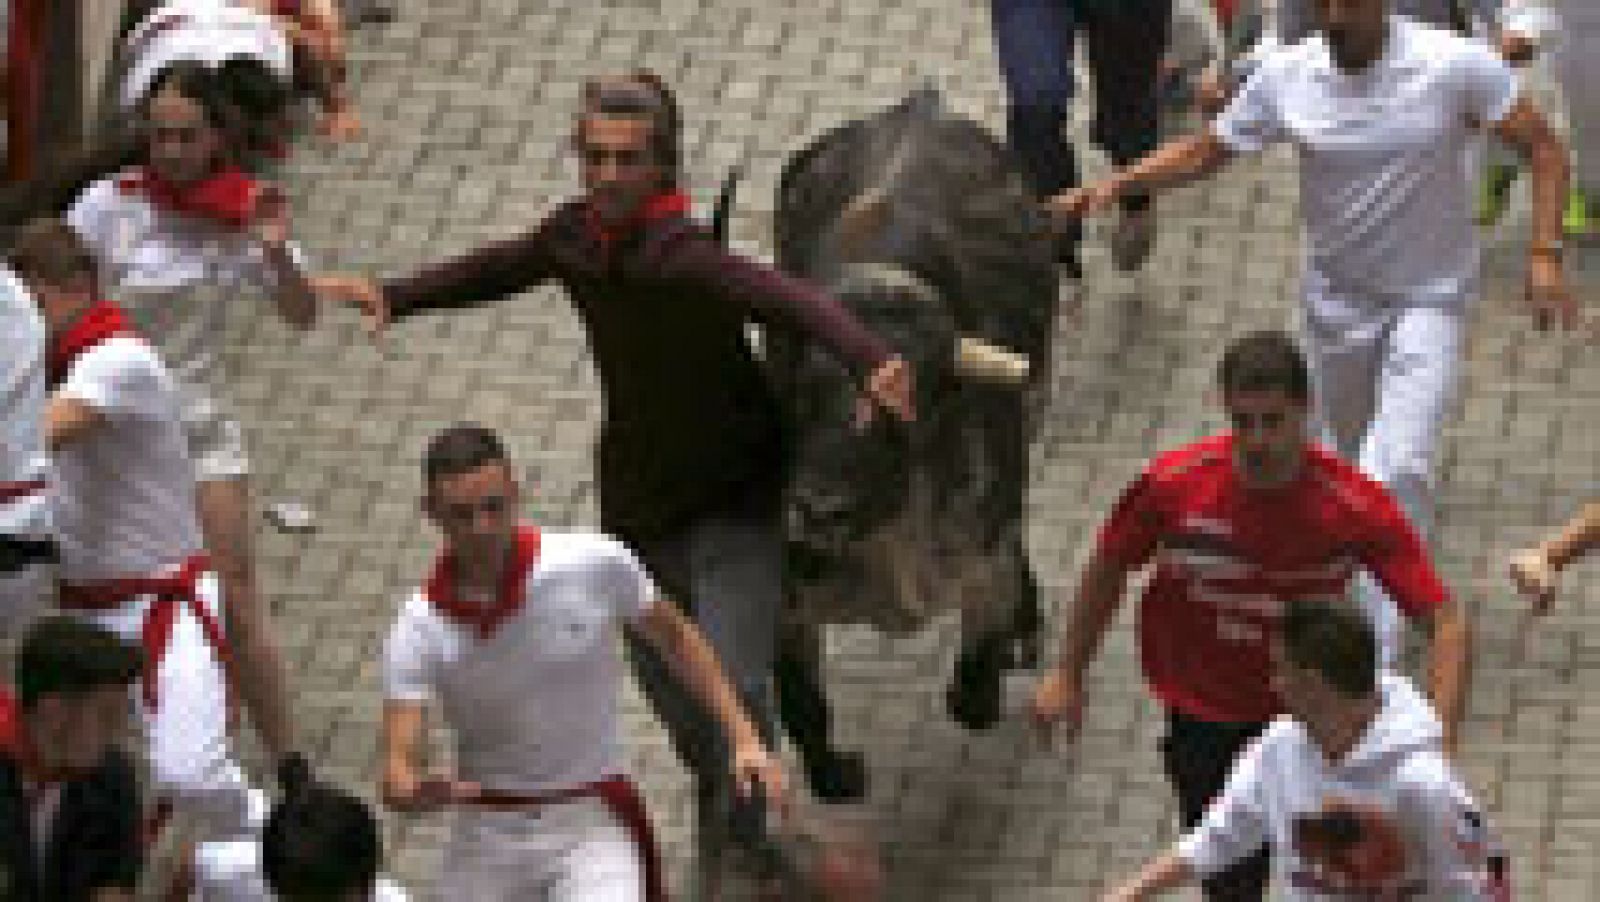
[623,499,784,871]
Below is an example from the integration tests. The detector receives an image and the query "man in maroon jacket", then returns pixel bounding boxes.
[318,70,915,895]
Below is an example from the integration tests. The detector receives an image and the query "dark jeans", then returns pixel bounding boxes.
[988,0,1172,211]
[1161,709,1272,901]
[622,495,785,873]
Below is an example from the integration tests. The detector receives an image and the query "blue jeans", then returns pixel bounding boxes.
[989,0,1172,206]
[623,496,784,871]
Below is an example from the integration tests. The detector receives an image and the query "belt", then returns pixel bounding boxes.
[58,556,234,710]
[462,776,665,902]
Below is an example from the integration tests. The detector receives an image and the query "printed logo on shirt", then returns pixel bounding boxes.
[1289,796,1424,899]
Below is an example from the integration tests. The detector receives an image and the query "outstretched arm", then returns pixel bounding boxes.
[1511,501,1600,611]
[1050,128,1234,220]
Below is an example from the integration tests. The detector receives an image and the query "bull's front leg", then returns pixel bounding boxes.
[775,609,869,802]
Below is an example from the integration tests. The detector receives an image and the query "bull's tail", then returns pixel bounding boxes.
[711,163,746,245]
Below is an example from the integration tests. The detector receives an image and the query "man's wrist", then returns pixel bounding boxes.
[1529,238,1566,261]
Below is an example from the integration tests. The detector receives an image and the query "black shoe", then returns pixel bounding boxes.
[946,642,1006,731]
[803,748,869,802]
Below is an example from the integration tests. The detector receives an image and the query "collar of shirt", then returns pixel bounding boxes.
[581,190,692,251]
[424,525,543,639]
[45,301,136,388]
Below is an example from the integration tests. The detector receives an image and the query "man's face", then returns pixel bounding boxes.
[1224,389,1308,485]
[1313,0,1389,70]
[576,114,663,224]
[1269,636,1323,724]
[32,685,133,772]
[425,462,519,570]
[27,276,95,332]
[145,86,225,185]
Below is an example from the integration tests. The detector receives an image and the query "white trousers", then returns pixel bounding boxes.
[435,795,644,902]
[1303,288,1465,669]
[69,572,271,900]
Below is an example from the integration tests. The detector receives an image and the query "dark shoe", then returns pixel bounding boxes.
[946,640,1006,730]
[1110,206,1155,272]
[803,748,868,802]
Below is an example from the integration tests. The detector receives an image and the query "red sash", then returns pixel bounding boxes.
[0,480,47,504]
[46,301,135,389]
[464,776,666,902]
[117,166,266,231]
[424,526,541,639]
[57,556,233,711]
[583,190,692,250]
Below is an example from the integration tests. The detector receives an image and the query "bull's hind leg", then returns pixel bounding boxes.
[775,618,868,802]
[1006,555,1044,670]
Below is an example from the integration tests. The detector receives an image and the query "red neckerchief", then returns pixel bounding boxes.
[583,189,691,250]
[425,526,542,639]
[0,692,71,799]
[46,301,135,388]
[117,165,265,231]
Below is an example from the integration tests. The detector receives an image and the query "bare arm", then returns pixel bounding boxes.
[380,700,428,807]
[1493,96,1578,330]
[1101,850,1196,901]
[1421,601,1471,754]
[1050,128,1234,218]
[44,395,106,451]
[1511,501,1600,610]
[630,599,785,806]
[1029,555,1135,736]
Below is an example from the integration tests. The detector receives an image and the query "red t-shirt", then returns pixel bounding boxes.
[1096,434,1448,723]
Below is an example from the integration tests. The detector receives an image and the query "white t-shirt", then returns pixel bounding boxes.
[1177,675,1506,900]
[0,269,49,540]
[51,337,205,582]
[1215,16,1520,306]
[121,0,293,110]
[384,531,659,794]
[66,175,303,405]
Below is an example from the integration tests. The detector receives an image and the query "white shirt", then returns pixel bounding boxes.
[385,531,659,794]
[1215,16,1520,306]
[121,0,293,110]
[51,337,205,582]
[0,269,49,540]
[66,175,303,405]
[1178,675,1506,899]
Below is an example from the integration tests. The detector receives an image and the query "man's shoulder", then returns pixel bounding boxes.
[539,529,639,573]
[1303,444,1400,521]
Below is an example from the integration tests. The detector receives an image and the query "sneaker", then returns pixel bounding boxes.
[1476,163,1517,227]
[1110,206,1155,272]
[1563,188,1595,239]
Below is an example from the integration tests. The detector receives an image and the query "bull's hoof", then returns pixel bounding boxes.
[946,647,1005,731]
[803,749,869,803]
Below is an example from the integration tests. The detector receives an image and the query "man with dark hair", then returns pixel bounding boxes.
[11,216,304,899]
[0,616,144,902]
[1029,330,1470,901]
[318,69,913,889]
[1102,600,1508,900]
[1053,0,1577,672]
[381,423,786,900]
[262,785,381,901]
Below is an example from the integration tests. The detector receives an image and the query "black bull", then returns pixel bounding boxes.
[757,88,1060,753]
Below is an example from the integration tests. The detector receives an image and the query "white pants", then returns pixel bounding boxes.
[0,563,51,667]
[1303,289,1465,668]
[68,571,270,900]
[436,796,644,902]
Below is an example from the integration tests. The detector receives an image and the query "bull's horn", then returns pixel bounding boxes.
[954,337,1030,385]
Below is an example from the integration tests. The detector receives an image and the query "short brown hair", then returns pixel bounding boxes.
[1219,330,1310,402]
[7,217,98,290]
[423,423,509,488]
[1278,600,1377,698]
[16,616,144,709]
[577,69,682,182]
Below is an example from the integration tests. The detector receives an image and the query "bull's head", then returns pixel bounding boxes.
[782,263,1028,558]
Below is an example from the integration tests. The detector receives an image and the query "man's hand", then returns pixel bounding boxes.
[252,183,291,250]
[1047,176,1125,221]
[856,355,916,426]
[320,105,362,141]
[731,735,790,821]
[1196,67,1231,116]
[1509,546,1559,614]
[1027,668,1087,744]
[1498,31,1538,66]
[1526,252,1578,331]
[382,771,480,814]
[312,273,390,337]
